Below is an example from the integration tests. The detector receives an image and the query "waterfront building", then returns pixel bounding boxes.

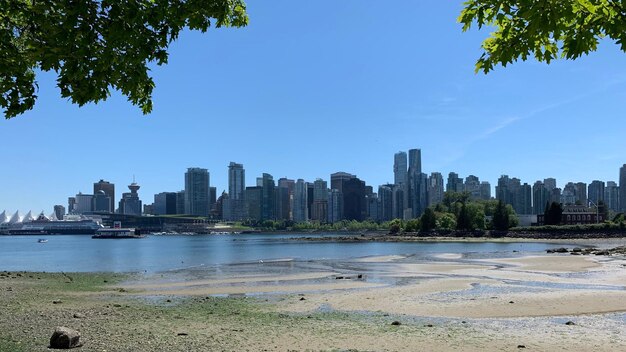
[209,187,217,213]
[588,180,605,205]
[605,181,620,212]
[619,164,626,213]
[93,179,115,213]
[68,197,76,214]
[293,179,308,222]
[184,167,210,217]
[311,179,328,222]
[537,205,604,225]
[343,177,367,221]
[278,178,295,220]
[260,173,276,221]
[307,183,314,220]
[93,190,112,212]
[496,176,530,214]
[53,205,65,220]
[118,181,142,215]
[143,204,154,215]
[154,192,177,215]
[378,184,394,221]
[74,193,94,214]
[176,191,185,215]
[391,184,405,219]
[212,191,227,220]
[275,185,291,221]
[365,193,379,221]
[224,162,246,221]
[245,187,262,221]
[327,189,343,223]
[407,149,426,218]
[0,211,8,224]
[427,172,444,206]
[519,183,532,215]
[446,172,464,193]
[393,152,408,186]
[532,181,549,215]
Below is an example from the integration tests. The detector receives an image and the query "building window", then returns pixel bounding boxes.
[567,215,571,221]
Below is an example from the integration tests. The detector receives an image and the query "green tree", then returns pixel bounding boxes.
[0,0,248,118]
[420,208,437,232]
[459,1,626,73]
[404,219,421,233]
[492,200,510,231]
[544,202,563,225]
[435,212,457,230]
[456,203,472,231]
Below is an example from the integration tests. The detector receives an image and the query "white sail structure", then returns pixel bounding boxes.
[0,211,8,224]
[9,211,22,224]
[49,212,58,221]
[23,211,35,222]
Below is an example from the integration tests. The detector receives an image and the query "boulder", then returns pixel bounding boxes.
[49,326,82,349]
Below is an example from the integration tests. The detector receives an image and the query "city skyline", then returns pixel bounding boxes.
[2,153,624,217]
[2,1,626,211]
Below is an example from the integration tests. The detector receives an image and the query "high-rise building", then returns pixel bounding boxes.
[605,181,620,212]
[118,181,142,215]
[74,193,94,214]
[224,162,246,221]
[446,172,464,193]
[68,197,76,214]
[550,188,562,204]
[427,172,444,206]
[619,164,626,213]
[53,205,65,220]
[311,179,328,222]
[184,167,210,217]
[394,152,408,186]
[378,185,394,221]
[260,173,276,221]
[464,175,481,200]
[176,191,185,214]
[245,186,262,221]
[93,190,112,212]
[154,192,177,215]
[532,181,549,215]
[275,185,291,221]
[519,183,532,215]
[293,179,309,222]
[407,148,426,218]
[327,189,343,223]
[575,182,587,204]
[365,193,379,221]
[544,178,557,192]
[561,182,577,205]
[343,177,366,221]
[588,180,605,205]
[93,179,115,213]
[391,184,405,219]
[479,181,491,200]
[277,178,295,221]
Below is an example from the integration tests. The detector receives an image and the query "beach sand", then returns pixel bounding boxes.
[3,253,626,351]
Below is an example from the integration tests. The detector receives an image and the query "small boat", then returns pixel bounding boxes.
[37,239,48,243]
[92,228,145,239]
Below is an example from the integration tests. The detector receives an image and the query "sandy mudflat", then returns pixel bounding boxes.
[4,252,626,351]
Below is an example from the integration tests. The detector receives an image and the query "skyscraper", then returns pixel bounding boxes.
[393,152,408,186]
[378,184,394,221]
[154,192,177,215]
[293,179,308,222]
[407,148,426,218]
[225,162,246,221]
[532,181,548,215]
[479,182,491,200]
[588,180,605,205]
[311,179,328,222]
[619,164,626,212]
[446,172,464,193]
[605,181,620,212]
[118,181,142,215]
[464,175,481,200]
[53,205,65,220]
[93,179,115,213]
[260,173,275,221]
[427,172,444,206]
[185,168,210,217]
[343,177,366,221]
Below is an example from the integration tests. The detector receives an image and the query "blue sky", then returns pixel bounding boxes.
[1,1,626,213]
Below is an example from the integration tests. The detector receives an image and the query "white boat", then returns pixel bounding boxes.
[92,228,145,239]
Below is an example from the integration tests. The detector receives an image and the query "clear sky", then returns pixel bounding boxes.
[1,1,625,213]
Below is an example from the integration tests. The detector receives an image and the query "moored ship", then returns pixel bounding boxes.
[1,212,103,235]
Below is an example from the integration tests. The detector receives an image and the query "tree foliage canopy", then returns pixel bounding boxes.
[0,0,248,118]
[459,0,626,73]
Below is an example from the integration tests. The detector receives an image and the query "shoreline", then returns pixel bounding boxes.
[3,250,626,351]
